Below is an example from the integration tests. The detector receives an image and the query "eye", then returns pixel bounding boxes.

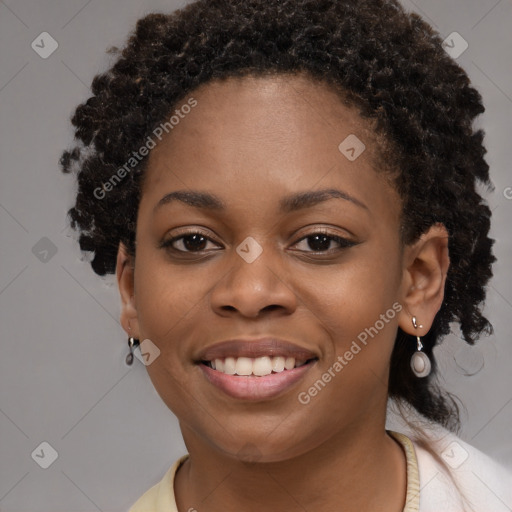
[160,229,221,254]
[291,230,357,254]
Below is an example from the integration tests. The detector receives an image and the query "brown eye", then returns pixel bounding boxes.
[160,230,221,254]
[292,231,357,254]
[175,233,209,252]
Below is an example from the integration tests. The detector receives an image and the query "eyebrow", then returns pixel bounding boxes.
[154,188,369,214]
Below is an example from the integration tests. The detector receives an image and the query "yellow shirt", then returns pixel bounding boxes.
[129,430,420,511]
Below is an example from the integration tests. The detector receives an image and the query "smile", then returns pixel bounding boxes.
[195,337,319,400]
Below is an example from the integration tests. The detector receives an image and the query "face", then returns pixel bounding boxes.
[120,73,409,462]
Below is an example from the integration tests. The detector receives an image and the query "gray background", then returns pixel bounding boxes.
[0,0,511,510]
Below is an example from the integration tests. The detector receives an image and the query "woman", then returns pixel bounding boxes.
[60,0,512,510]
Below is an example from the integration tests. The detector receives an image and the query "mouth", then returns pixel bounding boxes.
[195,338,319,400]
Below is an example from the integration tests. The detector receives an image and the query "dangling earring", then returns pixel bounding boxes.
[126,337,140,365]
[410,316,431,378]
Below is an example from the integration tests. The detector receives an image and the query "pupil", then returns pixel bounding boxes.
[184,234,207,251]
[309,234,330,251]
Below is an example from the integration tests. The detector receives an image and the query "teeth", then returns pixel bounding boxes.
[285,357,295,370]
[214,358,224,372]
[235,357,253,376]
[224,357,237,375]
[272,356,285,373]
[253,356,272,376]
[206,356,311,376]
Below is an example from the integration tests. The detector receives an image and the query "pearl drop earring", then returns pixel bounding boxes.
[410,316,431,378]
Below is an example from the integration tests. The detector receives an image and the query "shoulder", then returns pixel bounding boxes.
[410,428,512,512]
[128,455,189,512]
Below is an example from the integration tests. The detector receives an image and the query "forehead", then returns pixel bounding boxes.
[140,73,399,220]
[147,73,380,162]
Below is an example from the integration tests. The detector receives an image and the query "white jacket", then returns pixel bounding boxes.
[404,429,512,511]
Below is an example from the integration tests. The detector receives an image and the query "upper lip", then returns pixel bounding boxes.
[196,338,319,362]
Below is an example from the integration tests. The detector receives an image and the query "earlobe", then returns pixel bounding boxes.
[398,223,450,336]
[116,242,139,337]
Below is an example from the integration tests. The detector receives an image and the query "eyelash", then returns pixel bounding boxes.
[160,228,358,256]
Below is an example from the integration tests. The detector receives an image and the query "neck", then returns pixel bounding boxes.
[174,420,407,512]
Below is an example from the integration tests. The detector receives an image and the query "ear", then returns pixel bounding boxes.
[397,223,450,338]
[116,242,140,338]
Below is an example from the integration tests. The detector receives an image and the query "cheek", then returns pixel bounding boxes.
[134,252,210,341]
[302,246,401,340]
[297,248,402,393]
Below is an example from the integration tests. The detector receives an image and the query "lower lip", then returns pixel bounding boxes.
[198,360,317,401]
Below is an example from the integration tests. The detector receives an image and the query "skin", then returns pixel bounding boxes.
[117,73,449,512]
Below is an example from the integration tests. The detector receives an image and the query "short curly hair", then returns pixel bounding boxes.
[60,0,495,430]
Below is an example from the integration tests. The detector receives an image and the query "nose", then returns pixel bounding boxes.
[210,241,298,318]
